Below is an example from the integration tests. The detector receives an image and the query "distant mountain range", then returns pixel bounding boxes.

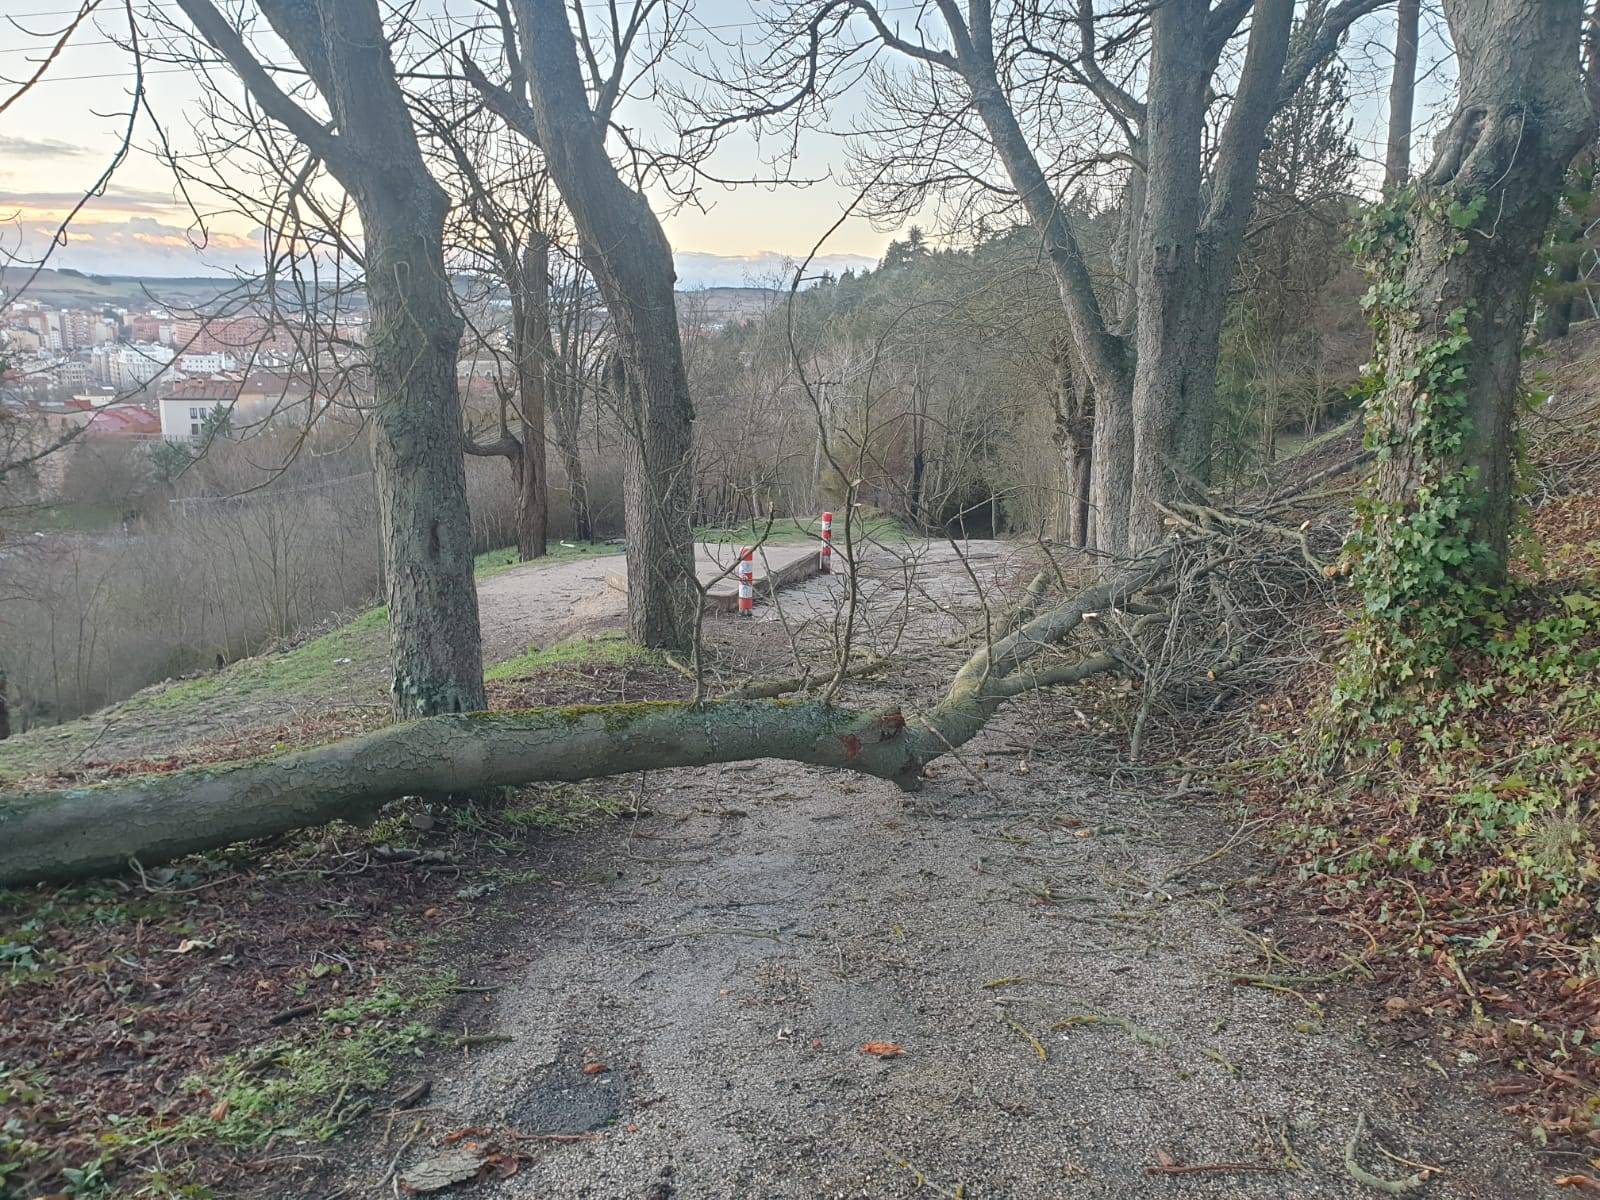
[674,251,876,288]
[1,250,879,313]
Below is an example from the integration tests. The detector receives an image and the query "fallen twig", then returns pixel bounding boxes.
[1343,1113,1429,1195]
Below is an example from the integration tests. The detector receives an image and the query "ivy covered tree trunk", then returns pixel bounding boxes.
[1349,0,1592,681]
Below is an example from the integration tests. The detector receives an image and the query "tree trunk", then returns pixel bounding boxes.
[506,0,697,652]
[1384,0,1422,191]
[177,0,487,718]
[363,203,488,716]
[1051,347,1094,550]
[555,426,594,541]
[1363,0,1592,601]
[966,73,1134,557]
[1127,0,1294,553]
[515,236,552,560]
[909,448,926,526]
[1540,248,1582,341]
[0,562,1156,886]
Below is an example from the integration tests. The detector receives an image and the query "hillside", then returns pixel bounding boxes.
[1175,322,1600,1154]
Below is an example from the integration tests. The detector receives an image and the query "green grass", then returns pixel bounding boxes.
[0,543,612,783]
[136,545,629,715]
[127,607,390,715]
[485,632,660,681]
[16,501,126,532]
[93,971,456,1168]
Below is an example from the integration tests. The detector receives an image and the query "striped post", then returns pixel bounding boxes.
[820,510,833,574]
[737,546,755,615]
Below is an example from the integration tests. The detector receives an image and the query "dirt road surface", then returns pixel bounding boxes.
[336,542,1556,1199]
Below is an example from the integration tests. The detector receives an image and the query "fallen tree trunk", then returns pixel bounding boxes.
[2,562,1158,886]
[2,702,919,886]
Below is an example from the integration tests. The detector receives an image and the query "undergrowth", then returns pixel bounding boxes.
[1213,332,1600,1142]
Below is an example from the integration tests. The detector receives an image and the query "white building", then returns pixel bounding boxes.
[93,342,177,390]
[177,350,238,374]
[157,378,239,440]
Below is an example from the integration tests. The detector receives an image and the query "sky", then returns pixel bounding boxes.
[0,1,1455,286]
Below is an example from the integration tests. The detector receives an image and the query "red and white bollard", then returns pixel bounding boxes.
[820,510,833,574]
[737,546,755,616]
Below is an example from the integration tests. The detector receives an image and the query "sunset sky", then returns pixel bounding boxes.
[0,1,1452,284]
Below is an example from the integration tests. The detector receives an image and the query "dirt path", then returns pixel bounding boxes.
[476,552,629,663]
[338,545,1555,1199]
[362,726,1551,1197]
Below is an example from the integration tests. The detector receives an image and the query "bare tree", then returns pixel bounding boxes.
[426,97,558,561]
[170,0,485,717]
[552,254,605,541]
[1383,0,1422,190]
[466,0,698,652]
[712,0,1388,558]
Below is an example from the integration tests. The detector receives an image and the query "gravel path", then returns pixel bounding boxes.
[369,722,1552,1198]
[476,552,628,663]
[347,542,1556,1199]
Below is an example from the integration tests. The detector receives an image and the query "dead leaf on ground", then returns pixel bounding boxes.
[1556,1176,1600,1191]
[398,1148,486,1194]
[860,1041,904,1058]
[582,1061,609,1075]
[1154,1149,1176,1168]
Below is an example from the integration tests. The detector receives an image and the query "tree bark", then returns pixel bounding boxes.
[514,235,552,560]
[1051,345,1093,549]
[1126,0,1295,554]
[480,0,698,651]
[177,0,486,717]
[1370,0,1593,582]
[551,410,593,540]
[0,560,1157,885]
[1384,0,1422,190]
[360,203,486,717]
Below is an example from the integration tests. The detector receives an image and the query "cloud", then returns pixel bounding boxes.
[1,212,260,276]
[0,186,185,218]
[0,136,91,158]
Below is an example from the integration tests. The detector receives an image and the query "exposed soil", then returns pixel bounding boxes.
[476,552,630,664]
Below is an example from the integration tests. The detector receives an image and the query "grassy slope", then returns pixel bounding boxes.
[0,543,624,784]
